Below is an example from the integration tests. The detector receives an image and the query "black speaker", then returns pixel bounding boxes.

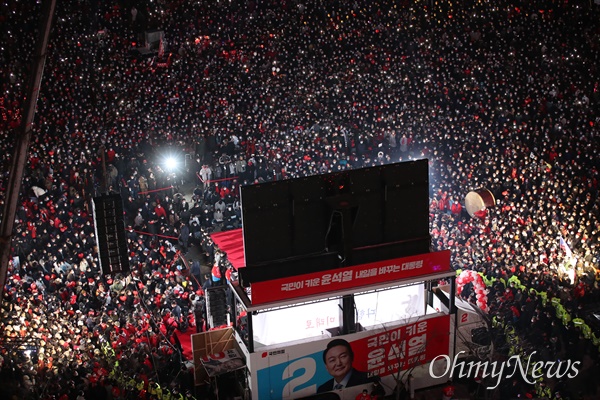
[349,168,384,247]
[92,194,130,275]
[206,287,229,329]
[291,178,328,255]
[241,181,292,264]
[383,161,429,241]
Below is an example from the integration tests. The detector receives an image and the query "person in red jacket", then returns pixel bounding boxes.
[451,200,462,216]
[154,203,167,219]
[442,380,455,400]
[106,147,116,163]
[211,264,221,284]
[356,389,372,400]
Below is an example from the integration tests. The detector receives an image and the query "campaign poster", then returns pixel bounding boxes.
[250,314,450,399]
[201,349,246,377]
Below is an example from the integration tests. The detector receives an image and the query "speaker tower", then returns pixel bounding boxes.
[92,194,130,275]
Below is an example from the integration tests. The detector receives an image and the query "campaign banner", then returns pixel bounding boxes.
[250,314,451,399]
[250,250,450,305]
[201,349,245,377]
[351,314,450,377]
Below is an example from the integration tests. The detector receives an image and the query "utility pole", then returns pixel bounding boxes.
[0,0,57,299]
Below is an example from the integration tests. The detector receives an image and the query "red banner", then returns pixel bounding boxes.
[352,314,451,377]
[250,250,451,305]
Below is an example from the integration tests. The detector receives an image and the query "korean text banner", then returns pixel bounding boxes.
[350,314,450,378]
[251,314,451,400]
[250,250,450,305]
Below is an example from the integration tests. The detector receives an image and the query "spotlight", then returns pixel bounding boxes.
[165,156,178,171]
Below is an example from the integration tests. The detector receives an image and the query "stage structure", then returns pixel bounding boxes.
[196,160,457,400]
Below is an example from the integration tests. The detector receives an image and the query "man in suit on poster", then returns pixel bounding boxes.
[317,338,376,393]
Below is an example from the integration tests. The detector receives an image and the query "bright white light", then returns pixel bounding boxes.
[165,157,177,171]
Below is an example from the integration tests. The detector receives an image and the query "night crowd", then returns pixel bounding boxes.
[1,0,600,399]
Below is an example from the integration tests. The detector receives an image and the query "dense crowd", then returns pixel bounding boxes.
[1,0,600,399]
